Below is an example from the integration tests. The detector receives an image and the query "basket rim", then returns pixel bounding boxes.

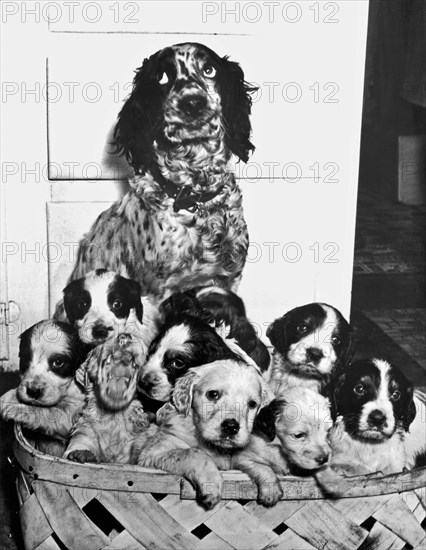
[13,424,426,501]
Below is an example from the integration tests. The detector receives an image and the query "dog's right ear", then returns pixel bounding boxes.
[172,370,198,416]
[330,373,346,421]
[253,399,283,441]
[266,315,289,353]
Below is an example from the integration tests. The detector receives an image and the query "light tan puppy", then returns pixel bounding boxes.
[136,360,272,508]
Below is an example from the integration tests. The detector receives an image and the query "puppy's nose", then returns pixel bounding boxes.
[368,410,387,427]
[26,386,43,399]
[92,324,109,340]
[179,94,207,115]
[306,347,323,362]
[140,374,161,390]
[221,419,240,436]
[316,453,329,465]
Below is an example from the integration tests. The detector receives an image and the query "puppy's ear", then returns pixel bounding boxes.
[253,399,283,441]
[219,58,258,163]
[127,280,143,323]
[266,315,289,353]
[172,370,198,416]
[330,373,346,421]
[401,386,417,432]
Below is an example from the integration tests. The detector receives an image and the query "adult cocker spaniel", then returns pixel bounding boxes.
[69,43,258,301]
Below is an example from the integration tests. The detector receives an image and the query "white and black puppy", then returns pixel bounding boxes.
[63,269,145,347]
[138,314,241,405]
[0,320,87,445]
[160,286,270,372]
[327,358,417,475]
[266,302,352,394]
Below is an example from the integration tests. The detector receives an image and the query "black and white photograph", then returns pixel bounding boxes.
[0,1,425,548]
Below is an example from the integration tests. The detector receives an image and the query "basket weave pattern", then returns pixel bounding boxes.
[14,427,426,550]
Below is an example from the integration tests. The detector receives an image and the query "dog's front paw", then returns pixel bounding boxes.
[197,487,221,510]
[66,450,98,463]
[257,481,283,507]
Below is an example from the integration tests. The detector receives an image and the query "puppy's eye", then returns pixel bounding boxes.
[52,359,65,368]
[331,335,341,346]
[390,390,401,402]
[292,432,306,440]
[169,359,186,370]
[202,64,216,78]
[247,400,258,409]
[78,300,88,311]
[112,299,123,310]
[157,72,168,85]
[206,390,220,401]
[354,384,365,396]
[297,324,308,334]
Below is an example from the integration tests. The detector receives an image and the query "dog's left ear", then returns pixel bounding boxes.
[401,386,417,432]
[253,399,283,441]
[219,58,258,163]
[127,279,143,323]
[172,370,198,416]
[266,315,289,353]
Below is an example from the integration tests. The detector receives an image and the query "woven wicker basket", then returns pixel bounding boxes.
[13,425,426,550]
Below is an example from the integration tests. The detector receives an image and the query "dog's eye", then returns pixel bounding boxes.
[297,324,308,334]
[78,300,88,311]
[203,64,216,79]
[206,390,220,401]
[354,384,365,396]
[292,432,306,440]
[169,359,186,370]
[331,335,341,346]
[52,359,65,368]
[112,299,123,310]
[158,72,168,85]
[247,400,258,409]
[390,390,401,402]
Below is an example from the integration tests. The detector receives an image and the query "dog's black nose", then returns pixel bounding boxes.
[306,347,323,362]
[92,325,109,340]
[139,374,161,391]
[26,386,42,399]
[179,94,207,115]
[221,418,240,436]
[316,453,329,465]
[369,410,387,427]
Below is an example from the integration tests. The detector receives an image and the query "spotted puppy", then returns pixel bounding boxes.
[0,321,87,450]
[325,358,417,475]
[63,269,158,347]
[64,310,151,464]
[160,286,270,371]
[266,303,352,395]
[135,360,272,508]
[67,43,258,301]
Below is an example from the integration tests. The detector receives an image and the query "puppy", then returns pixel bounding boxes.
[138,314,241,404]
[64,310,151,464]
[136,360,271,508]
[0,321,87,449]
[239,386,338,499]
[62,269,157,347]
[326,358,417,475]
[160,286,270,371]
[266,302,352,394]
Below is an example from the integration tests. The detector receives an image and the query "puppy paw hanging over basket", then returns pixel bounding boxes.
[12,426,426,550]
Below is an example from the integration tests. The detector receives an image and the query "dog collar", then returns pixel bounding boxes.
[149,165,224,212]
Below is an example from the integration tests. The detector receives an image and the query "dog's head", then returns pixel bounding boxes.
[138,315,238,402]
[267,303,352,381]
[172,360,269,450]
[332,358,416,441]
[113,42,258,173]
[63,269,143,346]
[255,387,333,470]
[17,320,86,406]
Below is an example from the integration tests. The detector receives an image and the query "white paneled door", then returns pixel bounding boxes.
[1,1,369,370]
